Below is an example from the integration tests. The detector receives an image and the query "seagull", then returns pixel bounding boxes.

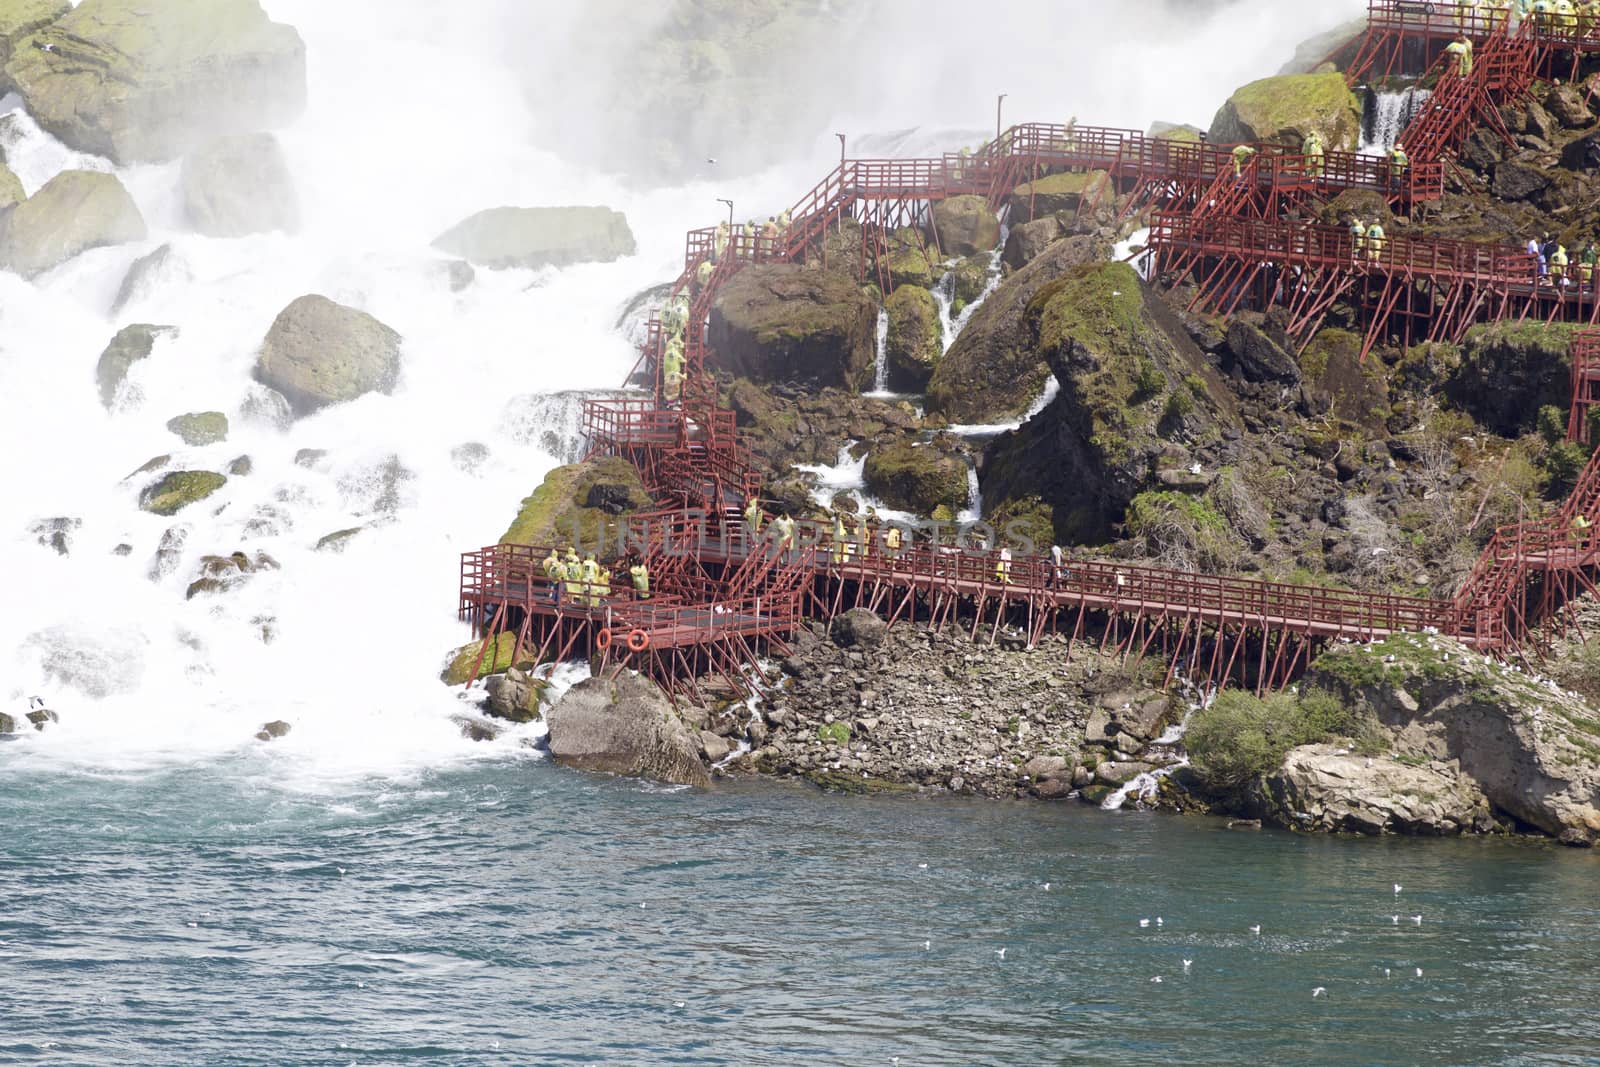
[1182,959,1193,971]
[922,940,930,951]
[1412,915,1422,925]
[640,902,647,909]
[1312,987,1326,997]
[1394,884,1403,894]
[675,1001,686,1008]
[1156,917,1164,927]
[1415,967,1423,977]
[1250,924,1262,935]
[1042,883,1050,891]
[27,696,44,710]
[1150,976,1164,983]
[706,158,718,165]
[1385,968,1392,979]
[917,863,928,870]
[996,948,1006,960]
[337,867,346,875]
[1140,919,1151,928]
[1392,915,1400,924]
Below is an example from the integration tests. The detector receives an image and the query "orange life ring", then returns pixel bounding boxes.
[595,628,613,651]
[627,629,650,652]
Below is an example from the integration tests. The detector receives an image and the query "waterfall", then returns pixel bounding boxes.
[870,307,891,395]
[1360,86,1431,155]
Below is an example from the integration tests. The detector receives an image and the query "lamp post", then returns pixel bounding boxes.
[836,132,846,164]
[716,198,734,228]
[996,93,1008,142]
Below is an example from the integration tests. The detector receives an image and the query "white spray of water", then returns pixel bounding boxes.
[1360,87,1432,155]
[0,0,1364,782]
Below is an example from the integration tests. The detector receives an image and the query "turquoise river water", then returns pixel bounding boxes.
[2,755,1598,1066]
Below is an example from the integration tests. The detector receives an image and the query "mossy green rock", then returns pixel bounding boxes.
[707,263,876,390]
[432,205,635,270]
[0,169,146,277]
[0,0,68,95]
[181,132,298,237]
[863,439,969,515]
[926,235,1106,422]
[931,195,1001,258]
[1007,170,1111,226]
[0,162,24,211]
[879,227,938,290]
[884,284,941,393]
[3,0,306,163]
[1208,71,1362,151]
[1297,329,1391,433]
[138,470,226,516]
[166,411,229,446]
[500,455,650,557]
[440,632,518,686]
[253,294,402,418]
[980,262,1237,543]
[1446,321,1576,437]
[95,322,175,408]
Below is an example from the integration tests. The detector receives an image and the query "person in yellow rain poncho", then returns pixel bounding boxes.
[1366,219,1387,264]
[1301,130,1325,178]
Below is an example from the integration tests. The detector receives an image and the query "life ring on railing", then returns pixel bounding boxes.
[627,629,651,653]
[595,628,613,652]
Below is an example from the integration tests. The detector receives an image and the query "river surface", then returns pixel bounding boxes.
[3,756,1598,1066]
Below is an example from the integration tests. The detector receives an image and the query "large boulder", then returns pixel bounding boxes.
[1254,744,1494,836]
[166,411,228,446]
[0,169,146,277]
[545,672,711,788]
[253,295,403,418]
[707,264,876,390]
[1309,634,1600,845]
[499,454,650,557]
[2,0,307,164]
[978,262,1238,543]
[862,438,969,516]
[926,235,1107,423]
[930,194,1001,257]
[1544,84,1593,129]
[1208,72,1362,151]
[1225,317,1301,384]
[1446,321,1575,437]
[1002,216,1063,270]
[1297,328,1391,433]
[0,0,67,95]
[95,322,175,408]
[884,284,941,393]
[431,206,635,270]
[1007,171,1111,226]
[138,470,226,516]
[180,132,298,237]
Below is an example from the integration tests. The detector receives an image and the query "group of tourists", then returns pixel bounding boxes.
[541,548,650,609]
[1527,232,1600,287]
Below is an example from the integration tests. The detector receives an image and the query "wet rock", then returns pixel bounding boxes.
[165,411,229,447]
[484,668,546,724]
[439,633,521,687]
[862,438,969,515]
[185,549,276,599]
[1006,171,1111,226]
[4,0,307,164]
[314,527,361,553]
[700,731,732,763]
[0,1,70,97]
[1095,761,1154,786]
[432,205,635,270]
[498,454,650,557]
[830,608,887,650]
[1544,84,1593,129]
[254,719,291,742]
[253,294,402,418]
[545,672,711,788]
[26,708,58,731]
[1208,71,1362,151]
[28,516,80,556]
[1226,318,1301,384]
[148,524,190,580]
[1001,216,1063,269]
[1492,159,1551,202]
[0,712,15,734]
[884,284,941,393]
[139,471,227,516]
[1560,129,1600,172]
[0,160,22,211]
[1,169,146,276]
[181,131,298,237]
[707,264,876,391]
[930,194,1001,257]
[1446,320,1572,436]
[293,448,328,468]
[443,259,475,292]
[95,323,176,409]
[236,382,292,430]
[112,243,190,313]
[1022,755,1070,780]
[451,442,490,473]
[227,455,253,477]
[453,714,504,743]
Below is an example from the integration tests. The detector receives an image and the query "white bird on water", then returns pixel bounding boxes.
[1182,959,1193,971]
[1394,884,1403,894]
[1312,987,1326,997]
[1250,925,1262,935]
[1151,976,1164,983]
[917,863,928,870]
[1415,967,1424,977]
[922,940,930,951]
[1412,915,1423,925]
[1156,917,1164,927]
[1392,915,1400,924]
[1385,968,1392,979]
[1042,883,1050,891]
[1140,919,1151,928]
[996,948,1007,960]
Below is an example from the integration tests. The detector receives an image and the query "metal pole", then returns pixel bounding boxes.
[717,198,734,228]
[836,132,846,165]
[996,93,1008,141]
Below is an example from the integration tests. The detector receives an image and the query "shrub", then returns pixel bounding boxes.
[817,721,851,745]
[1537,404,1569,446]
[1543,441,1592,492]
[1133,358,1167,400]
[1163,388,1195,421]
[1185,688,1375,790]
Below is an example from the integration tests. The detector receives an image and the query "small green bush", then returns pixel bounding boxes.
[1186,688,1375,790]
[1544,441,1592,491]
[1164,389,1196,421]
[817,721,851,745]
[1537,405,1568,446]
[1133,358,1167,400]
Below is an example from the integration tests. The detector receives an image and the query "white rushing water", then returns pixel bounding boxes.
[1360,87,1432,155]
[0,0,1367,780]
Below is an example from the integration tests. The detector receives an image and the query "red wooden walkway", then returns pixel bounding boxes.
[458,1,1600,699]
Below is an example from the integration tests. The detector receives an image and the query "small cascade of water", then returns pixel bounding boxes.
[933,242,1007,355]
[958,465,982,524]
[1360,86,1431,155]
[1101,706,1197,811]
[497,389,633,465]
[870,307,891,395]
